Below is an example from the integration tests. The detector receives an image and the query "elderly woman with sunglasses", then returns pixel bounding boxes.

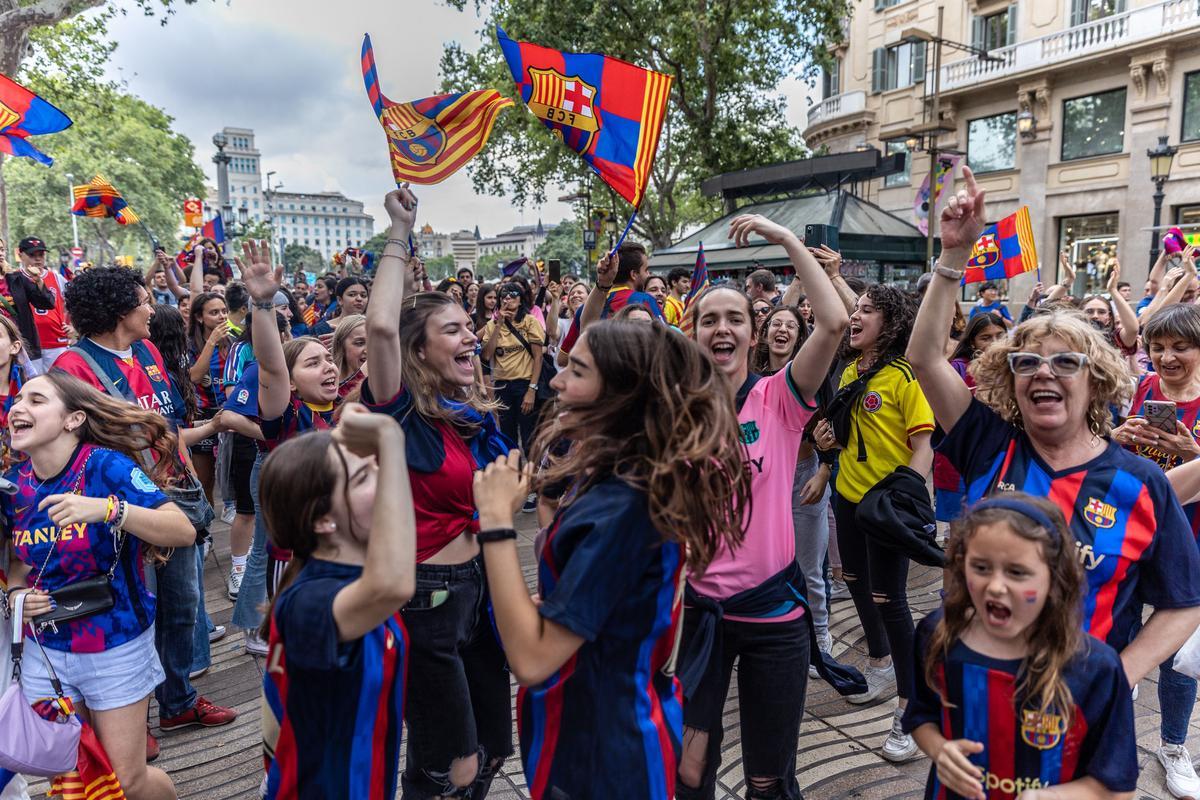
[907,166,1200,698]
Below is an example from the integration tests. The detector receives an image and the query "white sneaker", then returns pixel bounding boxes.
[221,503,236,525]
[208,624,227,643]
[245,630,270,657]
[829,578,851,600]
[881,707,920,762]
[1132,682,1139,701]
[810,632,834,679]
[227,567,245,600]
[846,663,896,705]
[1158,743,1200,799]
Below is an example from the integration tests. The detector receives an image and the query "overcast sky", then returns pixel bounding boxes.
[101,0,813,239]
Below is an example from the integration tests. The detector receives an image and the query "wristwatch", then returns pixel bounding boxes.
[934,263,964,281]
[477,527,518,543]
[528,383,539,392]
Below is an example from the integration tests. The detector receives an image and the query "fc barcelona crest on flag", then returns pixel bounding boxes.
[1020,709,1065,750]
[526,68,600,152]
[1083,497,1116,529]
[967,234,1000,270]
[382,103,446,165]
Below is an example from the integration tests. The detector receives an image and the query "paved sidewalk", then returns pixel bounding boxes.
[33,515,1185,798]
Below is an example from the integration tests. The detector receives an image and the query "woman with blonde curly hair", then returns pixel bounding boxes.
[908,167,1200,719]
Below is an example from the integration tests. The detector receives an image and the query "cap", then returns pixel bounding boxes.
[272,290,291,307]
[18,237,47,255]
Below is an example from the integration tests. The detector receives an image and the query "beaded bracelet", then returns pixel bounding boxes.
[116,499,129,530]
[104,495,119,524]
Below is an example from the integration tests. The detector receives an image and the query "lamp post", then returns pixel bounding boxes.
[212,133,231,231]
[65,173,79,250]
[265,170,283,256]
[1148,134,1177,270]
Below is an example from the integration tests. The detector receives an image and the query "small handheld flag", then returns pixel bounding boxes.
[679,242,710,337]
[961,206,1039,285]
[71,175,139,225]
[361,34,512,186]
[914,153,962,236]
[0,74,71,167]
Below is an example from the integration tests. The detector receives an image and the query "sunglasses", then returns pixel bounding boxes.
[1007,351,1089,377]
[754,306,771,316]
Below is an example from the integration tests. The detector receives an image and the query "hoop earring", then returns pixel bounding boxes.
[1088,413,1103,438]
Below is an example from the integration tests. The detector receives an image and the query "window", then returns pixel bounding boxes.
[822,59,841,100]
[967,112,1017,173]
[873,0,901,8]
[1062,88,1126,160]
[871,42,925,92]
[884,140,910,187]
[1070,0,1125,26]
[972,5,1017,51]
[1184,72,1200,142]
[1059,212,1119,294]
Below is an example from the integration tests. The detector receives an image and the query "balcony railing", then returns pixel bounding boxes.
[940,0,1200,91]
[807,90,867,129]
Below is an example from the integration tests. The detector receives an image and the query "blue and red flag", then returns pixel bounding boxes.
[962,206,1039,285]
[202,213,225,245]
[496,27,672,210]
[71,175,139,225]
[679,242,709,337]
[362,34,512,186]
[0,73,70,167]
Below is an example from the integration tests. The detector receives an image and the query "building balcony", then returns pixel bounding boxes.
[804,90,873,149]
[939,0,1200,93]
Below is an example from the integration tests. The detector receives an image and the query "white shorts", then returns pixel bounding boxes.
[20,626,164,712]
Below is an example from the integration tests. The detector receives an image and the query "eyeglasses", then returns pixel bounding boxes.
[766,320,800,332]
[1007,351,1089,377]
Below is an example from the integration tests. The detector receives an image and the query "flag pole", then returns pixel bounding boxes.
[138,221,161,253]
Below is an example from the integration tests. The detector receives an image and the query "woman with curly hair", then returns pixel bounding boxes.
[818,279,934,762]
[472,321,751,800]
[909,168,1200,778]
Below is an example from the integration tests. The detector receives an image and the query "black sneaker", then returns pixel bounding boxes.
[521,493,537,513]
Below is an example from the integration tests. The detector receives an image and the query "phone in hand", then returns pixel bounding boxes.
[1143,400,1178,434]
[548,259,561,284]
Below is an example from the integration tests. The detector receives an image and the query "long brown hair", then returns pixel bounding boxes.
[34,371,178,487]
[752,305,807,374]
[531,320,751,573]
[399,292,496,429]
[927,493,1084,727]
[331,314,366,380]
[187,291,228,357]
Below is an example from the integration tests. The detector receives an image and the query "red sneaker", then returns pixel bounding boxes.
[159,696,238,731]
[146,727,160,762]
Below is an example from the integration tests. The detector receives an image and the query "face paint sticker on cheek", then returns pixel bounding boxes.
[1023,590,1039,604]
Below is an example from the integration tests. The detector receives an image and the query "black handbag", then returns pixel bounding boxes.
[32,575,115,630]
[504,319,556,402]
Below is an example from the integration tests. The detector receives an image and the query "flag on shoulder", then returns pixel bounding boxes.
[0,73,71,167]
[71,175,139,225]
[961,206,1039,285]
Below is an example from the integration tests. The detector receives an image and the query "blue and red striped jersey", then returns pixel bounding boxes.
[259,395,334,452]
[936,398,1200,650]
[904,611,1137,798]
[191,343,228,411]
[262,559,408,800]
[560,287,664,354]
[1125,373,1200,536]
[518,478,683,800]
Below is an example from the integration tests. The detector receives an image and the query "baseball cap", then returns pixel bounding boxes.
[18,237,47,255]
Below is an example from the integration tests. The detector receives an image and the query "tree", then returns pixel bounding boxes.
[535,219,585,274]
[227,219,275,265]
[441,0,849,248]
[4,74,206,264]
[476,248,520,282]
[425,254,456,281]
[283,242,324,273]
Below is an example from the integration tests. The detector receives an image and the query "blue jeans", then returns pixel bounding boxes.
[191,544,213,673]
[154,543,199,718]
[1161,656,1198,745]
[792,454,831,642]
[232,453,268,631]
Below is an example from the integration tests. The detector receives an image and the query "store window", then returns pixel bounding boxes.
[967,112,1017,173]
[1184,72,1200,142]
[1062,89,1126,161]
[1175,206,1200,248]
[884,141,910,187]
[1059,212,1119,294]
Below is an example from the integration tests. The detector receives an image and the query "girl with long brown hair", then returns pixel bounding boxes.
[186,289,231,507]
[331,313,367,399]
[4,371,194,800]
[473,319,750,799]
[903,493,1137,800]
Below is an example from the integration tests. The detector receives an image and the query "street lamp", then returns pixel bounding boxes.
[1148,134,1178,269]
[212,133,231,227]
[1016,108,1036,139]
[65,173,79,250]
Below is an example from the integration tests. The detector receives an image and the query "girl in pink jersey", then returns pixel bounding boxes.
[677,214,848,800]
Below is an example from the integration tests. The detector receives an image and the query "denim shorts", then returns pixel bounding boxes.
[20,626,165,711]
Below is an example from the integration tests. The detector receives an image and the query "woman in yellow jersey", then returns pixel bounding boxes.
[821,283,934,763]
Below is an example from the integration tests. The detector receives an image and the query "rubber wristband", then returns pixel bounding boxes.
[253,300,275,311]
[596,284,613,291]
[476,527,518,543]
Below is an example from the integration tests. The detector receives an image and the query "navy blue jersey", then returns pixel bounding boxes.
[936,398,1200,649]
[262,559,408,800]
[224,362,259,418]
[518,478,683,800]
[903,611,1137,798]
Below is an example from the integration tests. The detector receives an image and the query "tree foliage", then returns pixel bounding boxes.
[534,218,585,274]
[440,0,849,247]
[4,74,205,264]
[283,242,324,272]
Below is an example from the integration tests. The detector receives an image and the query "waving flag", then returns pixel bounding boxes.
[962,206,1039,285]
[914,153,961,237]
[679,242,709,337]
[361,34,512,186]
[496,27,671,210]
[0,73,71,166]
[71,175,139,225]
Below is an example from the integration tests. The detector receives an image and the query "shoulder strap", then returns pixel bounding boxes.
[68,345,156,471]
[504,319,534,356]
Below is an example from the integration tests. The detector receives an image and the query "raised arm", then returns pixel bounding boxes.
[810,245,858,314]
[1142,257,1195,326]
[1106,259,1138,350]
[544,281,561,342]
[188,243,206,298]
[1043,252,1074,303]
[906,165,988,433]
[364,187,419,401]
[579,254,616,332]
[238,240,291,421]
[158,250,188,300]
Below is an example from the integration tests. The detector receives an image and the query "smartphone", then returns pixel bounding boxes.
[805,224,840,251]
[1143,400,1178,434]
[548,259,561,284]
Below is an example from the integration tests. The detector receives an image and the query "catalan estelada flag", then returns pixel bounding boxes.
[0,73,71,167]
[71,175,139,225]
[361,34,512,186]
[680,242,709,337]
[962,206,1039,285]
[496,27,672,209]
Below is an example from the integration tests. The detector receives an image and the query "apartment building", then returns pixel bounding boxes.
[805,0,1200,295]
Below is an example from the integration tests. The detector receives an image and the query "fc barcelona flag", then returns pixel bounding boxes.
[961,206,1039,285]
[0,73,71,167]
[71,175,140,225]
[497,27,672,209]
[679,242,709,337]
[361,34,512,186]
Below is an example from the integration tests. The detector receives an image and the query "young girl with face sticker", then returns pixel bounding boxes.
[903,494,1137,800]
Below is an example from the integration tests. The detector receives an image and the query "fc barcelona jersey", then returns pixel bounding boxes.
[936,398,1200,651]
[903,611,1137,799]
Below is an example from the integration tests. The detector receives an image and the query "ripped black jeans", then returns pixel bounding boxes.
[401,557,513,799]
[832,492,915,700]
